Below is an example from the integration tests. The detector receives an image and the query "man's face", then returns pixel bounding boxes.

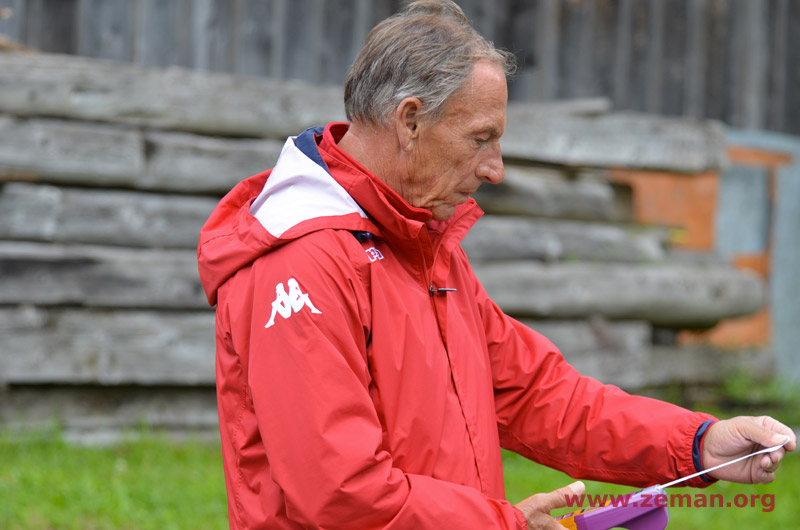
[401,61,507,221]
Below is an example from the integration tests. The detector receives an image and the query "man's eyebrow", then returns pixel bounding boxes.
[476,127,500,137]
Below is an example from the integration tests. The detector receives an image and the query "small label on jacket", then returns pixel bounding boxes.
[365,247,384,262]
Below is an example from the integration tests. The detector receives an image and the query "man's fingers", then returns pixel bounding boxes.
[757,416,796,450]
[515,480,586,528]
[760,447,786,474]
[539,481,586,513]
[738,419,790,449]
[704,416,795,484]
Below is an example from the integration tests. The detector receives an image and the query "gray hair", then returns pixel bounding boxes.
[344,0,516,126]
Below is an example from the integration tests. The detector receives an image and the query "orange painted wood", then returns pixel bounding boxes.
[609,169,719,251]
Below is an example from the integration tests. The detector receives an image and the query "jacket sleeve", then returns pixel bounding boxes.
[473,273,716,489]
[244,231,527,530]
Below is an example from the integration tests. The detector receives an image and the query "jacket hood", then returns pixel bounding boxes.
[198,126,371,305]
[197,124,482,306]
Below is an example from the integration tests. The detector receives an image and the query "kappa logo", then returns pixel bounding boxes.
[365,247,384,262]
[265,278,322,328]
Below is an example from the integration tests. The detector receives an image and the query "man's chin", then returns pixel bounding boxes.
[429,205,460,222]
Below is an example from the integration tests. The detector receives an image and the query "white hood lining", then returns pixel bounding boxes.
[249,136,368,238]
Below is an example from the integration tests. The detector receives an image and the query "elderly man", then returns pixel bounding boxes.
[197,1,795,528]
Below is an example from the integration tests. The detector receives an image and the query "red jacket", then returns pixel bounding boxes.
[197,123,715,529]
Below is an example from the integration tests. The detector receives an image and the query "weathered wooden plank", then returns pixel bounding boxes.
[472,166,624,221]
[0,180,659,257]
[661,0,687,116]
[75,0,132,62]
[0,51,346,138]
[786,0,800,135]
[572,342,772,389]
[462,216,667,263]
[0,308,646,387]
[590,0,616,98]
[644,0,664,113]
[3,114,687,198]
[0,386,219,443]
[267,0,288,79]
[0,116,143,185]
[683,0,707,119]
[1,112,685,199]
[190,0,234,73]
[0,306,770,392]
[0,307,215,385]
[0,117,280,192]
[283,0,324,84]
[0,51,728,171]
[506,98,612,118]
[611,0,632,108]
[0,242,206,309]
[732,0,768,129]
[473,260,764,328]
[501,0,533,101]
[0,241,765,326]
[521,317,772,387]
[558,0,595,99]
[704,0,729,123]
[142,130,281,193]
[320,0,360,86]
[625,0,650,112]
[522,317,651,358]
[368,0,397,27]
[459,0,497,43]
[133,0,183,68]
[23,0,77,53]
[766,0,788,132]
[501,111,728,172]
[0,182,217,248]
[351,0,372,54]
[533,0,560,101]
[234,0,274,77]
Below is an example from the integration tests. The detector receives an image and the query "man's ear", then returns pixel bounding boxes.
[394,97,423,151]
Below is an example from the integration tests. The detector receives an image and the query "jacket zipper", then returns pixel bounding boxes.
[423,207,475,296]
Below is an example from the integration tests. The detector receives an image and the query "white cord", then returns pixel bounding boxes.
[660,438,790,488]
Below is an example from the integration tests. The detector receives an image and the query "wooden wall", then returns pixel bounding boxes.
[0,51,772,441]
[0,0,798,135]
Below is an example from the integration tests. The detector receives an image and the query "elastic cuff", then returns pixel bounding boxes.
[692,419,717,483]
[513,506,528,530]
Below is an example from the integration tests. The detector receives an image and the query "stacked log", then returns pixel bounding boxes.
[0,52,767,440]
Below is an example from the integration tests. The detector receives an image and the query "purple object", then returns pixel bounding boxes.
[555,486,669,530]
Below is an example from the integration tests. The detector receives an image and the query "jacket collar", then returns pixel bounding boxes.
[317,123,483,253]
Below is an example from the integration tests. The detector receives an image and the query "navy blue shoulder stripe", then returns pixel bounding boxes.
[294,126,330,173]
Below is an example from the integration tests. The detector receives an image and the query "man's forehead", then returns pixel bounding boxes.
[446,92,507,131]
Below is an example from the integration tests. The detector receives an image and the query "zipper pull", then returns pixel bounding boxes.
[429,284,457,296]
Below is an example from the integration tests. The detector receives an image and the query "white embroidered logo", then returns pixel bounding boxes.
[365,247,384,262]
[265,278,322,328]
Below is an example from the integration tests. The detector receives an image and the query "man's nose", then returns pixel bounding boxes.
[478,145,504,184]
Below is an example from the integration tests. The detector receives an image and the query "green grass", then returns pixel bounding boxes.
[1,425,796,529]
[0,429,228,530]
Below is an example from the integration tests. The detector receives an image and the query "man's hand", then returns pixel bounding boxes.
[515,481,585,530]
[702,416,797,484]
